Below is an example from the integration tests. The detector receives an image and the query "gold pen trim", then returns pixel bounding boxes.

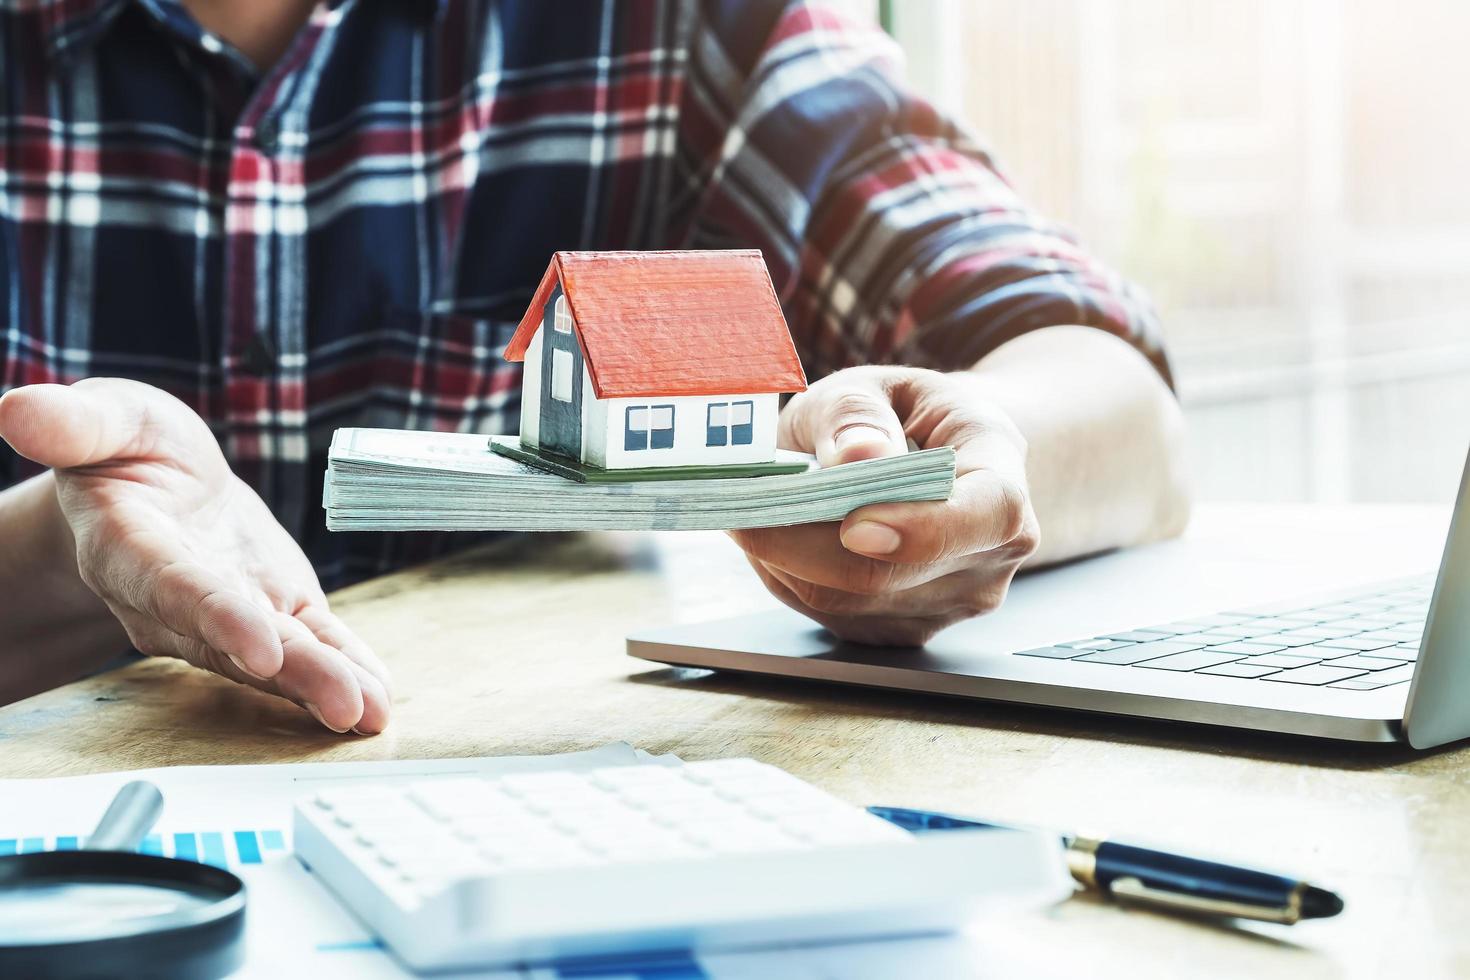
[1109,875,1304,924]
[1065,836,1103,889]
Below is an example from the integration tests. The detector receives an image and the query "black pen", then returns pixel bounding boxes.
[868,806,1344,925]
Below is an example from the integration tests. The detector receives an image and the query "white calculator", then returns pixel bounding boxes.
[293,758,1068,972]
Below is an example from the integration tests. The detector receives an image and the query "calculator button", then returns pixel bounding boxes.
[744,792,833,819]
[589,768,685,792]
[498,773,592,797]
[680,759,780,784]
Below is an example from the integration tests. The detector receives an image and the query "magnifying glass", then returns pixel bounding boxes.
[0,781,246,979]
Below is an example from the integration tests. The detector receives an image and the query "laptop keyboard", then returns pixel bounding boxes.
[1017,578,1433,691]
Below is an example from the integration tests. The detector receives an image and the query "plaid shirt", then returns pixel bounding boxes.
[1,0,1167,590]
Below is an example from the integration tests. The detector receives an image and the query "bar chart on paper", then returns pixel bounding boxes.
[0,748,992,979]
[0,828,289,867]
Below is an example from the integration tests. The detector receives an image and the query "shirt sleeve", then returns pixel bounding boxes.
[671,0,1172,387]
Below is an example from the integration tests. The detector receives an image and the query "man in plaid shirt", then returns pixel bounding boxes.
[0,0,1188,733]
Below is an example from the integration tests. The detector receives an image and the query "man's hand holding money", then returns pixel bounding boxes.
[729,327,1191,646]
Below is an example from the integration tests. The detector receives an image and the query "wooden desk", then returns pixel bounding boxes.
[1,506,1465,978]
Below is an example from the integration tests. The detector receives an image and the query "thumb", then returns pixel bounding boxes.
[0,380,172,469]
[785,378,908,468]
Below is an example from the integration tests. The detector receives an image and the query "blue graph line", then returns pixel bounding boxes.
[0,840,15,856]
[140,835,163,856]
[234,831,262,864]
[53,836,79,850]
[173,833,198,861]
[20,837,45,854]
[260,829,286,851]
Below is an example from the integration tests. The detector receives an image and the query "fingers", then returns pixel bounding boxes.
[734,518,1027,648]
[840,469,1037,565]
[0,378,209,469]
[745,556,951,647]
[270,612,366,733]
[78,521,286,681]
[148,561,285,680]
[758,558,1011,624]
[345,662,392,736]
[0,380,148,469]
[730,523,968,594]
[840,414,1038,566]
[781,372,909,466]
[749,366,1041,645]
[294,605,394,734]
[730,421,1037,593]
[4,378,390,734]
[232,610,388,735]
[119,602,389,736]
[295,604,393,697]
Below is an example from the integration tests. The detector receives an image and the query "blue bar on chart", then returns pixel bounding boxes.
[234,831,262,865]
[173,833,198,861]
[200,832,228,868]
[0,828,287,866]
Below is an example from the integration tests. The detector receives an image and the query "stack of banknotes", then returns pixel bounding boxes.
[323,428,956,532]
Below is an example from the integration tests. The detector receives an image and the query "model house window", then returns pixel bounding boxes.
[625,405,675,451]
[706,400,753,446]
[550,348,573,402]
[553,295,572,334]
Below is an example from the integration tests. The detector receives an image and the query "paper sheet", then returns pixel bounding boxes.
[0,745,993,978]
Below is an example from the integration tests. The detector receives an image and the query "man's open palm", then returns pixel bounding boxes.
[0,379,390,733]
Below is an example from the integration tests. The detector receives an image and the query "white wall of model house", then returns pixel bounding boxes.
[517,325,781,469]
[585,392,780,469]
[519,328,544,448]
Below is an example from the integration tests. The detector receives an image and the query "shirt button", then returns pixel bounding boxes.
[254,115,281,155]
[243,331,277,375]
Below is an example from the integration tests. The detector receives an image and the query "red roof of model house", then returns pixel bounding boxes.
[502,250,808,399]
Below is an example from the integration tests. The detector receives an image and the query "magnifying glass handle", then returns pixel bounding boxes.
[86,780,165,852]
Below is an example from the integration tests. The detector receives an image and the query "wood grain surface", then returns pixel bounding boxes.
[1,522,1465,978]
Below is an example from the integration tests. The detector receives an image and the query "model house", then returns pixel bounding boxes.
[501,250,808,473]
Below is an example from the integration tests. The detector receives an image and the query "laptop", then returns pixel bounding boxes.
[627,451,1470,748]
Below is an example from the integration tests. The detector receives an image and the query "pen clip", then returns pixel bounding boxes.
[1108,876,1304,925]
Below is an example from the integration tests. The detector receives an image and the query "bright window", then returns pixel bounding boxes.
[882,0,1470,504]
[553,295,572,334]
[625,404,675,451]
[550,348,573,402]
